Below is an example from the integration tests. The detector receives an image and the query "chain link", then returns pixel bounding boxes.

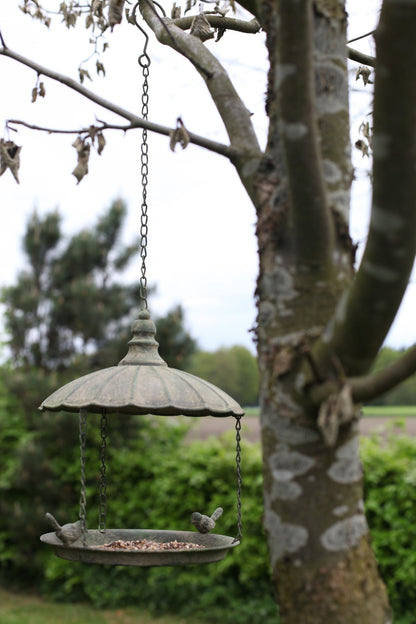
[234,415,243,543]
[98,413,108,533]
[138,48,151,310]
[79,409,88,547]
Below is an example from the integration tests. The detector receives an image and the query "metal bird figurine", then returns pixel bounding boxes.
[45,512,83,545]
[191,507,223,533]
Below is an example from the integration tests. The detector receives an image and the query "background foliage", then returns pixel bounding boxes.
[368,348,416,406]
[189,346,259,406]
[0,368,416,623]
[1,201,415,622]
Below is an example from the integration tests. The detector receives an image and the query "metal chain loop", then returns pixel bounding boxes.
[138,38,151,310]
[234,415,243,543]
[98,413,108,533]
[79,409,88,547]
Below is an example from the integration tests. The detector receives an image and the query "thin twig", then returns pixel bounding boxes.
[6,118,237,159]
[347,29,375,44]
[173,15,261,34]
[0,28,7,49]
[0,47,237,159]
[347,46,375,68]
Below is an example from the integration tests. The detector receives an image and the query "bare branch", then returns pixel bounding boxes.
[173,15,261,35]
[348,46,375,68]
[313,1,416,377]
[347,29,375,45]
[6,117,235,159]
[139,0,261,159]
[0,46,236,159]
[309,345,416,405]
[277,0,333,268]
[0,29,7,49]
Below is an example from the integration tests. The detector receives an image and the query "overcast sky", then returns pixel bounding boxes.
[1,0,413,356]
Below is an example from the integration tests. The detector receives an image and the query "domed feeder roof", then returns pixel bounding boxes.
[39,311,244,417]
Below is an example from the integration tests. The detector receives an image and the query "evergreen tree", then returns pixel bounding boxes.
[0,200,197,585]
[2,200,138,371]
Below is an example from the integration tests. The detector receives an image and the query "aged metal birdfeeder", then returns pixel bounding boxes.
[39,7,244,567]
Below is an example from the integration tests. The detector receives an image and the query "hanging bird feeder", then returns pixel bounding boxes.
[39,5,244,567]
[39,312,244,566]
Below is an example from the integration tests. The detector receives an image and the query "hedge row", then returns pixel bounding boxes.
[1,397,416,622]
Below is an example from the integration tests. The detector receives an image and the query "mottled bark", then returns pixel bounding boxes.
[5,0,416,621]
[311,0,416,378]
[255,1,392,622]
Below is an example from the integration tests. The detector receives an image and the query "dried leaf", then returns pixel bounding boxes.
[359,121,370,140]
[171,3,181,18]
[31,87,38,103]
[39,81,46,97]
[96,60,106,77]
[355,65,372,86]
[96,132,106,155]
[78,68,92,84]
[0,139,22,184]
[169,118,190,152]
[216,27,226,42]
[355,139,369,158]
[72,137,90,184]
[108,0,125,30]
[190,13,214,41]
[185,0,196,14]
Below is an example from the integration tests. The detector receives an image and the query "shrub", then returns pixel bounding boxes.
[361,433,416,618]
[41,429,278,624]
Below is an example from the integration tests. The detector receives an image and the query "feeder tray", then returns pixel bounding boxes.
[40,529,239,566]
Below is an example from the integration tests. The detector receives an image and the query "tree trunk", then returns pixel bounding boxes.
[255,1,392,621]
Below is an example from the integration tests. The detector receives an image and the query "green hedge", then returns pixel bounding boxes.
[1,384,416,623]
[40,428,278,624]
[361,433,416,617]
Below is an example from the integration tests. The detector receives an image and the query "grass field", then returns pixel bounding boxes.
[0,588,194,624]
[362,405,416,417]
[243,406,416,417]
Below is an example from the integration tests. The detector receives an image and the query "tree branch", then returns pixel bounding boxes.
[313,0,416,376]
[309,345,416,405]
[140,0,261,159]
[6,116,235,158]
[172,15,261,35]
[277,0,333,268]
[0,29,7,49]
[0,46,236,159]
[347,46,375,68]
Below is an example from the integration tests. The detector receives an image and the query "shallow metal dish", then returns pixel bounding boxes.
[40,528,239,566]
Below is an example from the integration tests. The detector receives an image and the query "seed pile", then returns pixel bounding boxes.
[96,539,205,551]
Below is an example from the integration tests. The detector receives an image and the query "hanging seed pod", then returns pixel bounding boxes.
[96,131,106,155]
[169,117,190,152]
[72,137,90,183]
[0,139,21,183]
[108,0,125,30]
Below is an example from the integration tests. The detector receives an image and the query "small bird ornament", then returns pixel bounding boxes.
[191,507,223,533]
[45,512,83,545]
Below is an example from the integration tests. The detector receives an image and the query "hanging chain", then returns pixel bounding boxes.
[98,413,108,533]
[138,36,151,311]
[234,415,243,543]
[79,409,88,547]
